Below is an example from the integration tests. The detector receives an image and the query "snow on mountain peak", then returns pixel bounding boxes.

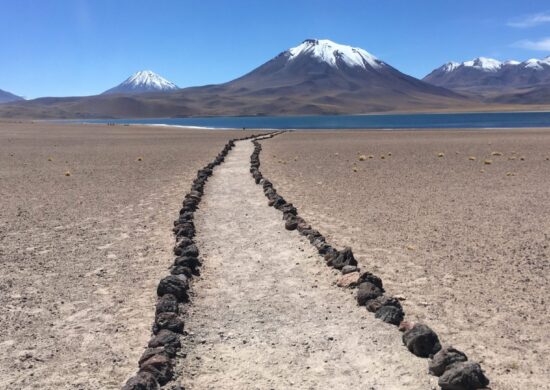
[441,62,460,72]
[287,39,383,69]
[463,57,502,71]
[122,70,178,90]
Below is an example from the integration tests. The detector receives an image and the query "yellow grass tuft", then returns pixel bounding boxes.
[491,151,503,156]
[437,152,445,158]
[352,166,358,172]
[508,156,517,160]
[468,156,476,161]
[480,169,485,173]
[48,157,53,161]
[388,152,392,156]
[380,155,385,160]
[506,172,515,176]
[368,155,374,159]
[64,171,71,176]
[358,155,367,161]
[406,245,416,251]
[484,159,492,165]
[137,157,143,161]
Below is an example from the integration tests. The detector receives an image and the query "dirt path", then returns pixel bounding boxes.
[179,140,437,389]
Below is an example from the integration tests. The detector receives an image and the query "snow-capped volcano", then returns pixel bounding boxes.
[102,70,178,95]
[287,39,383,69]
[424,56,550,89]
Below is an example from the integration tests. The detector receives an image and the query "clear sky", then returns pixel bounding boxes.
[2,0,550,98]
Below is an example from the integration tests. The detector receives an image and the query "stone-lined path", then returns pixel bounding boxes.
[179,140,437,389]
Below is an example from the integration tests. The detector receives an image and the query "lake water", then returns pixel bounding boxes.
[76,111,550,130]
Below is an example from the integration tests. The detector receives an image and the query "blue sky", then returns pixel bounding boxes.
[1,0,550,98]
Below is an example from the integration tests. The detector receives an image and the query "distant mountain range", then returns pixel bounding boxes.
[424,56,550,91]
[2,39,550,119]
[0,88,24,104]
[102,70,178,95]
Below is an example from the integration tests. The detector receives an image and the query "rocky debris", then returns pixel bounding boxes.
[173,256,201,272]
[155,294,179,315]
[356,282,384,305]
[153,312,184,334]
[174,244,199,258]
[139,347,176,366]
[341,265,358,274]
[139,354,174,385]
[375,305,404,325]
[336,271,361,288]
[148,329,181,349]
[285,217,298,231]
[357,271,384,290]
[325,247,358,270]
[429,346,468,377]
[169,265,194,278]
[402,323,442,357]
[365,295,402,313]
[122,371,159,390]
[157,275,189,302]
[438,362,490,390]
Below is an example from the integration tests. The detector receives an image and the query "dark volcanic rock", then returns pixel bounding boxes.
[139,346,176,366]
[169,265,194,278]
[174,244,199,258]
[148,329,181,349]
[157,275,189,302]
[174,237,193,248]
[375,305,404,325]
[402,323,442,358]
[438,362,490,390]
[357,271,384,290]
[153,312,184,334]
[280,203,297,215]
[285,218,298,231]
[366,296,402,313]
[173,256,200,269]
[356,282,383,305]
[139,354,174,385]
[155,294,179,315]
[122,371,159,390]
[326,247,358,269]
[429,346,468,377]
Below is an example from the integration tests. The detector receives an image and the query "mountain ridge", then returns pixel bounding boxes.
[0,88,24,104]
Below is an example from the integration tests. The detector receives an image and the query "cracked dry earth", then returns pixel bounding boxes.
[178,140,437,389]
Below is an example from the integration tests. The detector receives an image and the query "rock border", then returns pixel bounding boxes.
[250,136,490,390]
[122,132,268,390]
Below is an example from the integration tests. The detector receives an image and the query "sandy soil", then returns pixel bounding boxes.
[260,129,550,390]
[178,140,437,389]
[0,122,254,389]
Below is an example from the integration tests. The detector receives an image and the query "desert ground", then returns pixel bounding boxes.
[2,123,549,390]
[0,122,254,389]
[260,129,550,390]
